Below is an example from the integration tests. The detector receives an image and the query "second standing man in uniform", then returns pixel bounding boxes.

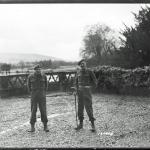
[75,59,98,132]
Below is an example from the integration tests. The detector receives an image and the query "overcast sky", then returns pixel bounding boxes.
[0,4,149,61]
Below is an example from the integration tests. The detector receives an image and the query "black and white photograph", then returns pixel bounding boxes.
[1,3,150,148]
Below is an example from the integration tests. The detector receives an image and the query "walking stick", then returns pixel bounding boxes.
[74,92,78,127]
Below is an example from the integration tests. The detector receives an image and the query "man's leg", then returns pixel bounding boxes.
[29,99,38,132]
[75,90,84,130]
[84,89,96,132]
[39,97,49,132]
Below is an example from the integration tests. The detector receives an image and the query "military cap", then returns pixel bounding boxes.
[34,64,41,70]
[78,59,86,66]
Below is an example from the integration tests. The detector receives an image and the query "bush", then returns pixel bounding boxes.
[94,65,150,93]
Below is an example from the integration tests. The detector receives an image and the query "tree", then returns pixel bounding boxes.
[34,59,52,69]
[80,23,119,66]
[1,63,11,74]
[18,61,26,72]
[118,6,150,68]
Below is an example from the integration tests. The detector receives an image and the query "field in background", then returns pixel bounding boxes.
[1,92,150,147]
[0,65,77,75]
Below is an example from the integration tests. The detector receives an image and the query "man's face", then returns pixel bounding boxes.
[35,68,41,74]
[80,61,86,70]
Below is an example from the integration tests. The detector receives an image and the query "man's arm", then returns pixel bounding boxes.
[27,75,31,93]
[72,71,79,94]
[45,75,48,91]
[75,73,78,89]
[90,70,98,87]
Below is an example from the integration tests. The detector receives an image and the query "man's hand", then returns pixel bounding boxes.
[73,91,77,96]
[71,87,77,95]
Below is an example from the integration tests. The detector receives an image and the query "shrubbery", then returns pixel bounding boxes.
[93,65,150,93]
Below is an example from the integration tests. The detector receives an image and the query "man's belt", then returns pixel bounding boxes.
[31,88,46,91]
[78,85,91,88]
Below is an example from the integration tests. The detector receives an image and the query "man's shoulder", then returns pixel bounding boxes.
[87,69,96,77]
[76,68,81,74]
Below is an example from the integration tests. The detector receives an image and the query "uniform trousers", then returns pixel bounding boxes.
[30,90,48,125]
[77,87,95,122]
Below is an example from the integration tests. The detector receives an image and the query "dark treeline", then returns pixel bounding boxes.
[80,5,150,69]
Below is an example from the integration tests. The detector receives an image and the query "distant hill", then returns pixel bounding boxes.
[0,53,61,64]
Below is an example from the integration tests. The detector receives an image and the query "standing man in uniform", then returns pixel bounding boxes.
[74,59,98,132]
[27,65,49,132]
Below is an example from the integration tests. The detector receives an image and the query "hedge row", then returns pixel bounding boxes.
[93,65,150,93]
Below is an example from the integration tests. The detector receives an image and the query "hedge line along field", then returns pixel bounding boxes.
[94,65,150,91]
[1,92,150,148]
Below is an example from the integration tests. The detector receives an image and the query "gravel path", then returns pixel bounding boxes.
[1,92,150,148]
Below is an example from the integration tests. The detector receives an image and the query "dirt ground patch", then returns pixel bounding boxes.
[1,92,150,148]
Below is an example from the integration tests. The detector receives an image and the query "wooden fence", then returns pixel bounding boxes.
[0,70,76,97]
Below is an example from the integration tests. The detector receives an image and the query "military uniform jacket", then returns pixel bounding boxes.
[75,68,97,88]
[27,73,47,92]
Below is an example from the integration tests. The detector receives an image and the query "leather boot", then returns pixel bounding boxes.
[90,121,96,132]
[44,123,49,132]
[28,124,35,132]
[75,121,83,131]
